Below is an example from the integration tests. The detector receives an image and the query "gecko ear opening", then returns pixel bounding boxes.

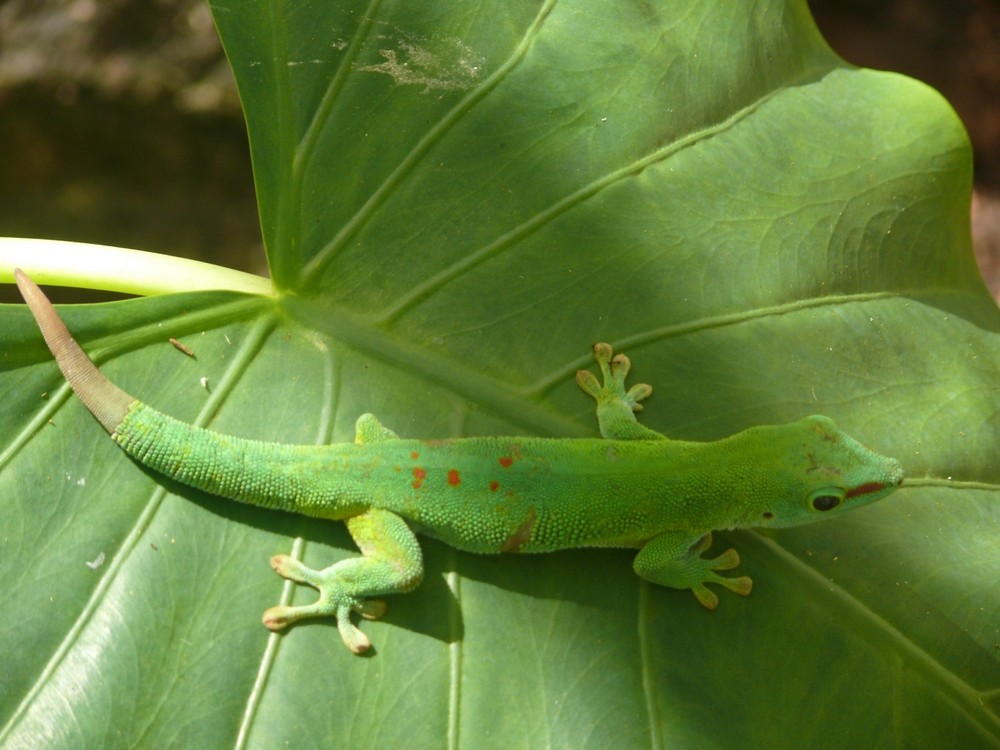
[808,488,845,512]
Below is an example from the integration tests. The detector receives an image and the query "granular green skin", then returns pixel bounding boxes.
[15,268,904,655]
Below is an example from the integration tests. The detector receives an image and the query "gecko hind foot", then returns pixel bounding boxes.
[262,554,388,654]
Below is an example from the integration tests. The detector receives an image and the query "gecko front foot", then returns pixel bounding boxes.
[634,532,753,609]
[263,554,388,654]
[684,535,753,609]
[576,342,663,440]
[576,342,652,410]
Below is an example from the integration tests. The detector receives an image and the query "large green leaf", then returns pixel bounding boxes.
[2,0,999,747]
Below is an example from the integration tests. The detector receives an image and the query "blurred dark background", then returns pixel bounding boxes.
[0,0,997,297]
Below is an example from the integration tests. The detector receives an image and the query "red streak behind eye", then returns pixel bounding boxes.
[846,482,884,498]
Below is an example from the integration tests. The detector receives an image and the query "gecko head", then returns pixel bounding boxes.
[740,415,904,529]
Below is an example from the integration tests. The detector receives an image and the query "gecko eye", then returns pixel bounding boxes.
[808,488,845,512]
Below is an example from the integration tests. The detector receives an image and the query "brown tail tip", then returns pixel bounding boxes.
[16,268,135,433]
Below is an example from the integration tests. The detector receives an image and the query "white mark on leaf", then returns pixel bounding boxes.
[356,33,484,93]
[86,552,105,569]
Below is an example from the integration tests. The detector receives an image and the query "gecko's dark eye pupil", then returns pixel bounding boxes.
[812,495,841,511]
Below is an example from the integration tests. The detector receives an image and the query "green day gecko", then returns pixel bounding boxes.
[15,269,904,654]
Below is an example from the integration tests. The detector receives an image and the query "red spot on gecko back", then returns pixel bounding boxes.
[489,480,500,492]
[498,456,513,468]
[447,469,461,486]
[412,467,427,489]
[411,451,420,460]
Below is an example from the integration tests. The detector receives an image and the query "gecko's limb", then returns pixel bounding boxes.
[634,531,752,608]
[575,342,665,440]
[263,508,424,654]
[262,413,423,653]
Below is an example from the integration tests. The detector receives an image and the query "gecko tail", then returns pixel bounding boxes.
[15,268,135,434]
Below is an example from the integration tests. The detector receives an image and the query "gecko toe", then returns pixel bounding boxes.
[356,598,387,620]
[337,610,372,654]
[592,342,614,363]
[262,605,295,631]
[692,584,720,610]
[710,548,741,571]
[727,576,753,597]
[575,369,602,399]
